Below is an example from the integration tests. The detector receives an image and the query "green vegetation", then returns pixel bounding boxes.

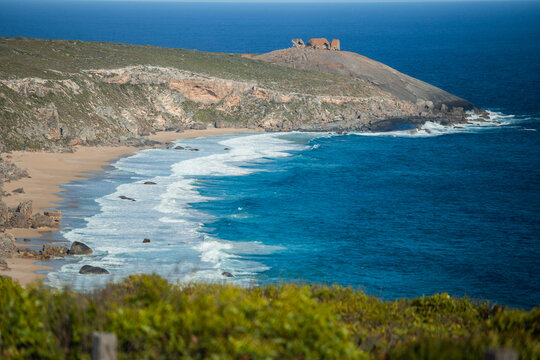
[0,37,370,97]
[0,275,538,359]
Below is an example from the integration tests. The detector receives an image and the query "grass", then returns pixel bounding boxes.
[0,274,538,359]
[0,37,372,97]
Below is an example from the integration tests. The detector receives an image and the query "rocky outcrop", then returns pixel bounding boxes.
[0,38,484,151]
[42,244,68,258]
[0,233,17,259]
[69,241,93,255]
[255,48,478,114]
[79,265,109,275]
[0,200,60,231]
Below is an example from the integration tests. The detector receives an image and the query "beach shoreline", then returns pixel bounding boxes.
[0,128,259,286]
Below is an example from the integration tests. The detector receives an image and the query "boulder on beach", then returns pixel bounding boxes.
[43,210,62,223]
[12,187,24,194]
[16,200,33,218]
[9,212,29,228]
[79,265,109,275]
[42,244,68,258]
[68,241,93,255]
[31,213,55,228]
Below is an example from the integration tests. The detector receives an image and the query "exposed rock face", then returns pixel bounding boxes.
[9,212,29,228]
[79,265,109,275]
[0,38,483,150]
[69,241,93,255]
[31,213,55,228]
[255,48,477,113]
[330,39,340,51]
[292,39,305,48]
[16,201,32,218]
[306,38,330,50]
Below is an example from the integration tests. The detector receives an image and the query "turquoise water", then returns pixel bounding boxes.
[2,1,538,307]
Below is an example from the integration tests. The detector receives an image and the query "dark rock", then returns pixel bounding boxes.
[224,148,231,151]
[214,120,226,128]
[174,146,185,150]
[9,212,29,228]
[143,238,151,243]
[16,200,33,217]
[222,271,234,278]
[12,187,24,194]
[42,244,68,258]
[175,129,184,133]
[79,265,109,275]
[144,181,157,185]
[119,195,136,202]
[31,213,55,228]
[188,148,199,152]
[69,241,93,255]
[23,238,30,242]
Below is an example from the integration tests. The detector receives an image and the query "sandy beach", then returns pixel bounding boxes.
[0,128,258,286]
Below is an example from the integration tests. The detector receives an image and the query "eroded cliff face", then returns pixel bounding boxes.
[0,64,474,151]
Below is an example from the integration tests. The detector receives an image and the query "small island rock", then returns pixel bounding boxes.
[222,271,234,278]
[79,265,109,275]
[69,241,93,255]
[143,238,151,243]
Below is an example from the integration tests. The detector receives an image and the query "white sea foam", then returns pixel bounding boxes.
[351,110,527,138]
[48,133,301,290]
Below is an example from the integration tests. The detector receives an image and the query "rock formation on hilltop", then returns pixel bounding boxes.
[0,37,485,151]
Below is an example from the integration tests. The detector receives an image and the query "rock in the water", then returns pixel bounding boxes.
[144,181,157,185]
[188,148,199,152]
[31,213,55,228]
[42,244,68,258]
[12,187,24,194]
[69,241,93,255]
[9,212,29,228]
[143,238,151,243]
[16,200,33,218]
[79,265,109,275]
[174,146,184,150]
[222,271,234,278]
[224,148,231,151]
[119,195,136,202]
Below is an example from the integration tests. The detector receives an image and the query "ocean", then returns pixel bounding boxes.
[1,1,539,308]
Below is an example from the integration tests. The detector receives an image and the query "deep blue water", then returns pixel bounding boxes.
[2,1,539,307]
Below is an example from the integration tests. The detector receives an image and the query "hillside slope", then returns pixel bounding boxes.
[255,48,475,111]
[0,38,483,151]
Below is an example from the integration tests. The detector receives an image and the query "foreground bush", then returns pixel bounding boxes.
[0,275,538,359]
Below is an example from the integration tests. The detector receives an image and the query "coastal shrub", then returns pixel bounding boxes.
[0,275,538,359]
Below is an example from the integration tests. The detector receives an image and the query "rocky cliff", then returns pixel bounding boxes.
[0,37,485,151]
